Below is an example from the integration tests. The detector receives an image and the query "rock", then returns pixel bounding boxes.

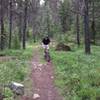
[51,76,54,79]
[38,68,42,71]
[55,43,71,51]
[33,93,40,99]
[34,65,37,69]
[9,82,24,95]
[35,88,40,92]
[38,64,43,67]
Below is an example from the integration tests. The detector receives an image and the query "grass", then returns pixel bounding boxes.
[51,45,100,100]
[1,42,100,100]
[0,44,34,99]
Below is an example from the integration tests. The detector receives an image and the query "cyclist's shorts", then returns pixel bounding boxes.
[42,43,49,49]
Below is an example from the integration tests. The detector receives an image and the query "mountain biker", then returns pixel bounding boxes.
[42,36,51,62]
[42,36,50,50]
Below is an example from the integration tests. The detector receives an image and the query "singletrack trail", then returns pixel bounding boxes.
[22,47,62,100]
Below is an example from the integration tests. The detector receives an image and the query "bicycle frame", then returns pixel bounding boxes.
[44,48,50,62]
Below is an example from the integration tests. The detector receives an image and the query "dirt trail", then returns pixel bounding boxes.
[22,48,62,100]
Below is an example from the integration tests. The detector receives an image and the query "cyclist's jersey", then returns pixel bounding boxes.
[42,38,50,45]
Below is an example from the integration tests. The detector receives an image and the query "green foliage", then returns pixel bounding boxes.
[0,44,33,98]
[12,34,20,49]
[4,88,13,99]
[51,46,100,100]
[56,32,76,48]
[59,0,72,33]
[0,46,33,82]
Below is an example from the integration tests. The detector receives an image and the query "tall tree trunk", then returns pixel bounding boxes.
[84,0,91,54]
[22,0,28,49]
[33,25,36,43]
[0,0,4,50]
[31,0,40,43]
[9,0,13,49]
[62,15,67,33]
[19,13,22,42]
[76,14,80,47]
[91,1,96,44]
[33,34,36,43]
[47,12,50,36]
[45,0,51,36]
[18,0,23,42]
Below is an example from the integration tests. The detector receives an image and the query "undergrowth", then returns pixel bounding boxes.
[0,44,34,99]
[51,45,100,100]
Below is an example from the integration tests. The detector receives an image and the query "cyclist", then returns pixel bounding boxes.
[42,36,50,50]
[42,36,51,62]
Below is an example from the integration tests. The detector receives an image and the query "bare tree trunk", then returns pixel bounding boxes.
[76,14,80,47]
[45,0,51,36]
[48,0,59,25]
[22,0,28,49]
[19,14,22,42]
[47,11,50,36]
[9,0,13,49]
[0,0,5,50]
[32,25,36,43]
[91,1,96,44]
[31,0,40,43]
[84,0,91,54]
[18,0,23,42]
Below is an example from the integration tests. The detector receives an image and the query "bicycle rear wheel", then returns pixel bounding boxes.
[46,54,50,62]
[44,51,50,62]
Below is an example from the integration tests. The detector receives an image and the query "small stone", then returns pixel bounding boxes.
[38,64,43,67]
[35,88,40,92]
[39,68,42,71]
[51,76,54,79]
[33,94,40,99]
[34,66,37,69]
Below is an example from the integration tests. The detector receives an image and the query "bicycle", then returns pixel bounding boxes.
[44,48,51,62]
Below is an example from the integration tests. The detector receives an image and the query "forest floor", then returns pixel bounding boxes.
[21,46,62,100]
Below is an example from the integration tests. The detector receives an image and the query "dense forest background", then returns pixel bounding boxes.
[0,0,100,53]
